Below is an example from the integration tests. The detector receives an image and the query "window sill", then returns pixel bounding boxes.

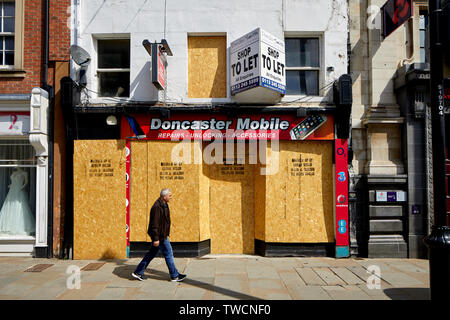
[0,235,35,241]
[280,95,329,104]
[0,69,26,78]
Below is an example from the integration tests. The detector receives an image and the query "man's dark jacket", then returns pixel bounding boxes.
[147,197,171,242]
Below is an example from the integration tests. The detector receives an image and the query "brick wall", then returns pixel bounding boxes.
[49,0,70,62]
[0,0,70,95]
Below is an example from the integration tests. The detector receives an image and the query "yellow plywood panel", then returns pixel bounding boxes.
[130,141,149,242]
[254,163,266,241]
[188,36,227,98]
[147,141,201,242]
[73,140,126,260]
[208,143,255,254]
[265,141,334,243]
[199,142,211,241]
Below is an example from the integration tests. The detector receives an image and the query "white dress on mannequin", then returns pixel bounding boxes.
[0,168,35,236]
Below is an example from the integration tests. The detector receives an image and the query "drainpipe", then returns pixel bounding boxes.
[43,0,54,259]
[423,0,450,300]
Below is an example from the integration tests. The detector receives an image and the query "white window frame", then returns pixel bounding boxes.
[282,33,324,103]
[93,35,131,99]
[0,0,24,75]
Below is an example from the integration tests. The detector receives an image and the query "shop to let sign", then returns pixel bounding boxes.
[230,28,286,95]
[382,0,413,38]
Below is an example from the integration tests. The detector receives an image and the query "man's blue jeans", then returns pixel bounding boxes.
[134,237,179,278]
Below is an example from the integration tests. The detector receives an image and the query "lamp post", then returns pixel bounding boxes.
[423,0,450,301]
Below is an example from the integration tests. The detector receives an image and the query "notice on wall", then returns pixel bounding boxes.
[220,164,245,176]
[0,114,30,136]
[89,159,115,178]
[159,162,185,181]
[289,157,316,177]
[230,28,286,95]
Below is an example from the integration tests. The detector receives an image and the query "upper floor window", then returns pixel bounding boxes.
[419,11,428,63]
[97,39,130,97]
[285,38,320,96]
[0,0,15,67]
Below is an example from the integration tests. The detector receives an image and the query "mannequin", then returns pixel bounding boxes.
[0,167,35,236]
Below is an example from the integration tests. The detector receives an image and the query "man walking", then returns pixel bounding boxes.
[132,188,186,282]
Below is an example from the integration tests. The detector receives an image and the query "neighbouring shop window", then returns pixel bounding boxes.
[0,0,14,67]
[285,38,320,96]
[419,11,428,64]
[0,140,36,237]
[97,39,130,97]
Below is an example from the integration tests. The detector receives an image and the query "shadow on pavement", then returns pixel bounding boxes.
[111,264,261,300]
[383,288,430,300]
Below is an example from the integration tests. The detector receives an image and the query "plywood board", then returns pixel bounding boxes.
[188,36,227,98]
[254,163,266,241]
[265,141,334,243]
[207,143,255,254]
[199,142,211,241]
[147,141,201,242]
[130,141,149,242]
[73,140,127,260]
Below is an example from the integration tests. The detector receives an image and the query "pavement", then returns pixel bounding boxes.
[0,255,431,300]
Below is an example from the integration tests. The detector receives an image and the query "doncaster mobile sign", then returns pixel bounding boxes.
[230,28,286,97]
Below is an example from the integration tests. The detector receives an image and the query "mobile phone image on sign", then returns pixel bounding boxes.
[290,115,328,140]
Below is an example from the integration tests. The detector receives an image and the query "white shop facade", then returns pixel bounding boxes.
[0,88,50,257]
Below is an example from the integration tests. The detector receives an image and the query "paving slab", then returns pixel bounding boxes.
[249,279,285,290]
[248,287,292,300]
[377,272,426,288]
[383,260,429,274]
[215,259,247,275]
[95,287,128,300]
[56,281,109,300]
[294,267,326,286]
[0,282,35,297]
[330,267,365,285]
[313,268,347,286]
[322,285,373,300]
[174,286,208,300]
[247,264,280,280]
[290,285,332,300]
[278,270,307,287]
[183,260,216,278]
[356,283,392,300]
[297,258,332,268]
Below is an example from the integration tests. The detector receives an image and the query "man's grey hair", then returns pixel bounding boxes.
[160,188,171,197]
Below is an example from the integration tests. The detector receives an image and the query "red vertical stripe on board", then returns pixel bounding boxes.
[335,139,349,246]
[126,141,131,256]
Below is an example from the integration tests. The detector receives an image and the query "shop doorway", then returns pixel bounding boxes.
[204,142,255,254]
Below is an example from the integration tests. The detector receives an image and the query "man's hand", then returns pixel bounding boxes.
[153,241,160,247]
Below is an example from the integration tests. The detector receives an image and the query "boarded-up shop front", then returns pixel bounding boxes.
[72,112,349,259]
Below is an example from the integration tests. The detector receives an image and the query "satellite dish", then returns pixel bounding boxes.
[70,45,91,67]
[70,45,91,87]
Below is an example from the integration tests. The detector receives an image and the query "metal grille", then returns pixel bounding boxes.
[81,262,105,271]
[24,264,53,272]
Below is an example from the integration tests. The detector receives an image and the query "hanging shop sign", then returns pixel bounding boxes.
[382,0,413,38]
[121,113,333,141]
[0,113,30,136]
[152,44,167,90]
[230,28,286,96]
